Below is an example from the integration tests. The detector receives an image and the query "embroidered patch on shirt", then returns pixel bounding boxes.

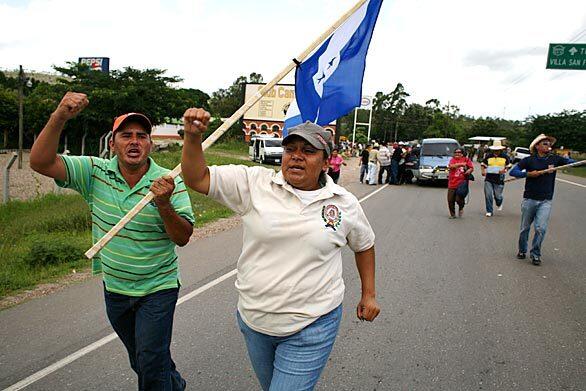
[322,204,342,231]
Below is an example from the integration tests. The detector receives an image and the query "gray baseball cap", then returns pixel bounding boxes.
[282,121,333,156]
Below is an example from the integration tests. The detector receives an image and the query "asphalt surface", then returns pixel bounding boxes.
[1,166,585,390]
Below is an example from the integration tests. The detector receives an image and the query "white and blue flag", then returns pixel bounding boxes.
[283,0,383,135]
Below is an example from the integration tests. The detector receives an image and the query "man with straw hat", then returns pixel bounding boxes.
[509,134,575,265]
[481,139,511,217]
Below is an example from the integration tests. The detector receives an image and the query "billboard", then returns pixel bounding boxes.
[244,83,295,122]
[78,57,110,73]
[244,83,336,126]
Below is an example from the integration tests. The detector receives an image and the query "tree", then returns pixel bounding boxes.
[208,73,264,139]
[528,110,586,152]
[371,83,410,142]
[168,88,210,121]
[0,71,19,90]
[470,118,500,137]
[398,103,433,142]
[425,98,441,111]
[354,129,368,144]
[425,112,456,138]
[26,63,194,154]
[0,87,18,148]
[24,83,68,149]
[209,73,264,118]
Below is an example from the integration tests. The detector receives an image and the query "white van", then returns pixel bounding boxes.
[412,138,461,182]
[249,136,284,164]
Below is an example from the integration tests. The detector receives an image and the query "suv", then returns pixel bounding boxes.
[512,147,530,163]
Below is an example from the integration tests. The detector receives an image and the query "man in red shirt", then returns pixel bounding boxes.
[447,148,474,218]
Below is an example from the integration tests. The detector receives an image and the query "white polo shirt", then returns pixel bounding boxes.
[208,165,375,336]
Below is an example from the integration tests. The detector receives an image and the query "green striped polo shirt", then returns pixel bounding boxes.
[56,155,195,297]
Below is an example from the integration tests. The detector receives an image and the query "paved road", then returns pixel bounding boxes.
[1,167,585,390]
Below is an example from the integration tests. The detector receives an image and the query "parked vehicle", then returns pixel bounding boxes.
[512,147,530,163]
[411,138,461,183]
[249,136,284,164]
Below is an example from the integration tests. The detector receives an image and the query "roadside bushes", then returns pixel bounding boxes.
[25,233,87,267]
[0,193,92,298]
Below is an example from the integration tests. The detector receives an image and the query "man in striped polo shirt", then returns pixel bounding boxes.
[30,92,195,390]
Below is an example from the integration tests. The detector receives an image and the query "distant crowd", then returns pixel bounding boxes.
[326,141,419,186]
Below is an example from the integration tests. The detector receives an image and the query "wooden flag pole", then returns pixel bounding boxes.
[504,160,585,183]
[85,0,370,259]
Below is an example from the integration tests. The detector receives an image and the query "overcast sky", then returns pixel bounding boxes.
[1,0,584,120]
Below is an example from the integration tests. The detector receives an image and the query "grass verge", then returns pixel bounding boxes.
[0,194,92,298]
[151,146,264,228]
[0,144,268,301]
[561,164,586,178]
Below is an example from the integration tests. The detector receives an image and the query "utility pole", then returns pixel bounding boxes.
[446,100,450,138]
[351,108,358,145]
[18,65,24,169]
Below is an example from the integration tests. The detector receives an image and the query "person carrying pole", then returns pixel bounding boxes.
[509,134,575,266]
[181,113,380,390]
[30,92,195,390]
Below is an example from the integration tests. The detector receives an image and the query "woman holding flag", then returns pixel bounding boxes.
[180,110,379,391]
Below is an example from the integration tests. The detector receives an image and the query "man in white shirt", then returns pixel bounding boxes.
[377,143,392,184]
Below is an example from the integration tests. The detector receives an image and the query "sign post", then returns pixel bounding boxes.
[352,95,373,145]
[546,44,586,70]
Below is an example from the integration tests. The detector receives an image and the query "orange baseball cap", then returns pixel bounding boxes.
[112,113,152,134]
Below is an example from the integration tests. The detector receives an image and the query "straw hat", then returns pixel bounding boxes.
[488,139,506,150]
[529,134,556,153]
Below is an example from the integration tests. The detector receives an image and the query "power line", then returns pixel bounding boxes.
[504,27,586,91]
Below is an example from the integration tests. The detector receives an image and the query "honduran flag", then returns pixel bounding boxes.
[283,0,383,136]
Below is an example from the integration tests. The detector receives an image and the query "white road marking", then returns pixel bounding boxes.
[177,269,237,305]
[358,183,389,203]
[3,334,118,391]
[4,185,388,391]
[4,271,238,391]
[556,178,586,189]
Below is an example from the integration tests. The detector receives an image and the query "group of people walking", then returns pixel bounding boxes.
[27,91,578,390]
[447,135,575,266]
[30,93,379,391]
[446,140,511,219]
[359,142,414,185]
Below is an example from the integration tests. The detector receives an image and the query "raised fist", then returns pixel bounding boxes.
[53,92,89,122]
[183,108,211,138]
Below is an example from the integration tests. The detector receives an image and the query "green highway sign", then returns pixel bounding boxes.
[546,43,586,70]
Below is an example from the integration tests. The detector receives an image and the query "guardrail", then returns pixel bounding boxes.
[3,152,18,204]
[99,131,112,158]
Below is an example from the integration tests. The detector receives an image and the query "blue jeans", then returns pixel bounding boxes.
[237,305,343,391]
[484,181,504,214]
[390,160,399,184]
[359,164,369,182]
[518,198,552,258]
[104,287,185,391]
